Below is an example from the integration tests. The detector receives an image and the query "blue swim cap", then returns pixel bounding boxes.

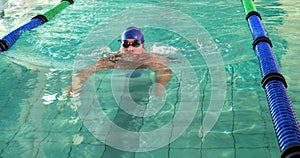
[121,27,144,43]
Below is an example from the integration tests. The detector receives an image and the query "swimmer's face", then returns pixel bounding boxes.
[120,39,144,54]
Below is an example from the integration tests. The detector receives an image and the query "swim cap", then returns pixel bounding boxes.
[121,27,144,43]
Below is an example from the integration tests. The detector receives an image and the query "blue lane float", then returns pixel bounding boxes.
[0,17,45,52]
[241,0,300,157]
[0,0,74,53]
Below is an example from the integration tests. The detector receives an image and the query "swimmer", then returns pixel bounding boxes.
[68,26,172,97]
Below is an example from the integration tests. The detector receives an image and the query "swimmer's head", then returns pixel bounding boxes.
[120,27,144,43]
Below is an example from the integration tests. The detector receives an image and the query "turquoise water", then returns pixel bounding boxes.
[0,0,300,157]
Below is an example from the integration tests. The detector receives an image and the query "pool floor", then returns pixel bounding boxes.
[0,58,281,158]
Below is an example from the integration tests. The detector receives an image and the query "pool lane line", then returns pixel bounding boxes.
[0,0,74,53]
[241,0,300,157]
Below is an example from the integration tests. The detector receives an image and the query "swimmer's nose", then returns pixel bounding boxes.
[128,45,134,50]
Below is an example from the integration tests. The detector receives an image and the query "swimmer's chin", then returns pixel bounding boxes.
[123,50,144,55]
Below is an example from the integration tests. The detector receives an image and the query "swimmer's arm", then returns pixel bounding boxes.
[67,60,115,94]
[75,60,115,82]
[147,62,172,96]
[145,55,172,86]
[153,65,172,86]
[146,59,171,82]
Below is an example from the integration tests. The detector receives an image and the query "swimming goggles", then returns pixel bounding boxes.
[122,40,141,48]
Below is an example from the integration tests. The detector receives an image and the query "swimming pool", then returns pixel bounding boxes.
[0,0,299,157]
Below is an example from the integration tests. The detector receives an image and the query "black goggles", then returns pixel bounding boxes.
[122,40,141,48]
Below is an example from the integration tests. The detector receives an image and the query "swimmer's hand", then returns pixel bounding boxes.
[64,68,96,96]
[150,83,166,98]
[65,85,81,96]
[64,75,84,96]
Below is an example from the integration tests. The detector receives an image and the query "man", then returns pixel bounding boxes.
[69,26,172,96]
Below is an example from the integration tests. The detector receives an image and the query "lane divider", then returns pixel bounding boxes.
[241,0,300,157]
[0,0,74,52]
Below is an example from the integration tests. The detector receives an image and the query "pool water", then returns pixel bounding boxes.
[0,0,300,157]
